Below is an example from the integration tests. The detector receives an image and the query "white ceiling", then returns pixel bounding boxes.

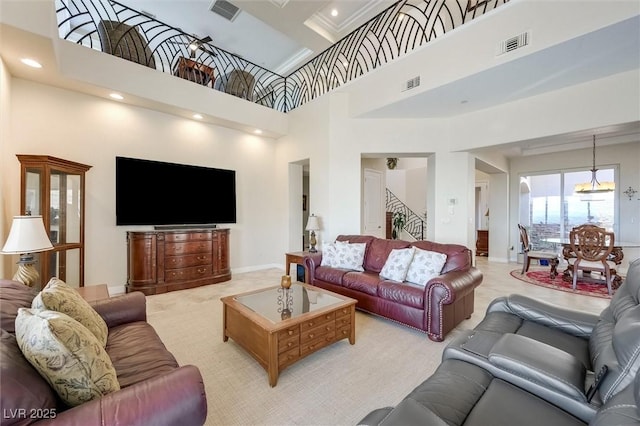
[1,1,638,157]
[123,0,398,74]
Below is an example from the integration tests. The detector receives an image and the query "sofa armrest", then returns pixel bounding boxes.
[488,334,587,402]
[40,365,207,426]
[426,267,483,305]
[304,253,323,284]
[90,292,147,328]
[486,294,599,338]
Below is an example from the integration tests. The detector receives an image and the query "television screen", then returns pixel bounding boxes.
[116,156,236,226]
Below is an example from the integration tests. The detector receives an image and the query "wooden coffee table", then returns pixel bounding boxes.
[221,282,356,387]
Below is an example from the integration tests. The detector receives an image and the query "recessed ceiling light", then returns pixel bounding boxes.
[20,58,42,68]
[254,129,263,134]
[193,113,203,120]
[342,61,348,67]
[331,9,338,17]
[109,93,124,100]
[397,13,404,21]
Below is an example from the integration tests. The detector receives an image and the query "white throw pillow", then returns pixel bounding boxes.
[380,247,415,282]
[320,240,349,267]
[405,248,448,286]
[332,242,366,271]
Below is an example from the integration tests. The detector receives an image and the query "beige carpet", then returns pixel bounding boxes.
[145,268,478,426]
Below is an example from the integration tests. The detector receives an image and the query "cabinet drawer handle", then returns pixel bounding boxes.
[288,330,294,336]
[287,342,293,348]
[197,256,207,260]
[326,315,331,319]
[307,322,314,327]
[308,333,314,339]
[326,326,331,331]
[197,268,206,274]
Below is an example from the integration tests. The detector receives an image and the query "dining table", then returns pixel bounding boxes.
[543,237,640,287]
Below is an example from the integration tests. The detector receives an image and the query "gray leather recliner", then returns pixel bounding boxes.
[442,258,640,422]
[357,357,640,426]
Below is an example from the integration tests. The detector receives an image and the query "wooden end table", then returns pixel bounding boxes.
[285,250,319,282]
[76,284,109,302]
[221,282,356,387]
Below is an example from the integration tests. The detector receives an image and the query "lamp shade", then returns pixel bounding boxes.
[1,216,53,254]
[305,214,320,231]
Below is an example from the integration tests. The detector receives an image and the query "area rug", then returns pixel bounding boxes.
[510,269,617,299]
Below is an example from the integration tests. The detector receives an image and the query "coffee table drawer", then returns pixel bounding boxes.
[335,314,350,329]
[279,333,299,354]
[335,307,351,319]
[278,326,299,341]
[336,323,351,340]
[301,322,335,343]
[300,331,336,356]
[279,346,300,368]
[300,312,335,331]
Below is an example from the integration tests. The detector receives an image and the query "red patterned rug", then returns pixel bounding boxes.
[510,269,617,299]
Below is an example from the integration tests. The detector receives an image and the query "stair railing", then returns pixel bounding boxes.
[386,189,426,241]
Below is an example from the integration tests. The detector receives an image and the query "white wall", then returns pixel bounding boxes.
[2,78,286,292]
[0,56,11,278]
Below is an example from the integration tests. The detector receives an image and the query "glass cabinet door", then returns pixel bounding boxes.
[18,155,92,289]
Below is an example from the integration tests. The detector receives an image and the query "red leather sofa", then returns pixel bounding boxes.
[0,279,207,426]
[304,235,483,341]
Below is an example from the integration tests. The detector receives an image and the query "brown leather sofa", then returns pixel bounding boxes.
[0,279,207,426]
[304,235,483,341]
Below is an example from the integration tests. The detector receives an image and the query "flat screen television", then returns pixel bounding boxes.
[116,156,236,226]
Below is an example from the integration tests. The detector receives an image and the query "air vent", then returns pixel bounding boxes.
[210,0,241,22]
[497,32,530,55]
[402,76,421,92]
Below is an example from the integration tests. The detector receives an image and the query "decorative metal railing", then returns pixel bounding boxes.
[55,0,287,110]
[54,0,508,112]
[287,0,508,109]
[386,189,426,240]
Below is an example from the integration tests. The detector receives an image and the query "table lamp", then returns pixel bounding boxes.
[305,214,320,253]
[1,215,54,287]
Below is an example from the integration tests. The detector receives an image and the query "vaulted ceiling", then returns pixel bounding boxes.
[123,0,398,74]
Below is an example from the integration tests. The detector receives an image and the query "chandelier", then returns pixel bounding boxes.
[574,135,615,194]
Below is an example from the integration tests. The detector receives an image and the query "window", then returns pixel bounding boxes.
[520,167,617,250]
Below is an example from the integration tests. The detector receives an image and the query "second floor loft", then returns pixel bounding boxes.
[55,0,509,113]
[1,0,638,138]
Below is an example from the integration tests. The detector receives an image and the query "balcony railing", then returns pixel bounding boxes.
[55,0,507,113]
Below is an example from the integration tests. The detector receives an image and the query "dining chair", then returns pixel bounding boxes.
[518,224,559,278]
[567,224,617,295]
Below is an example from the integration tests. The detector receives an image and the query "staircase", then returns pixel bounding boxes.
[386,189,426,241]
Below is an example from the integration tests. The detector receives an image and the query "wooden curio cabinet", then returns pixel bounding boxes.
[17,155,92,288]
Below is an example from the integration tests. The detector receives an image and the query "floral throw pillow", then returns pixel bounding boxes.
[405,248,448,286]
[332,242,366,271]
[15,308,120,407]
[32,278,108,347]
[380,247,415,282]
[320,240,349,267]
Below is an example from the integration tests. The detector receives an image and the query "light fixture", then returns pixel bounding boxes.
[193,113,203,120]
[574,135,615,194]
[109,93,124,100]
[20,58,42,68]
[254,129,263,134]
[331,9,338,17]
[1,216,54,287]
[305,214,321,253]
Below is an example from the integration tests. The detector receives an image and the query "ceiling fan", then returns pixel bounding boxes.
[169,34,217,58]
